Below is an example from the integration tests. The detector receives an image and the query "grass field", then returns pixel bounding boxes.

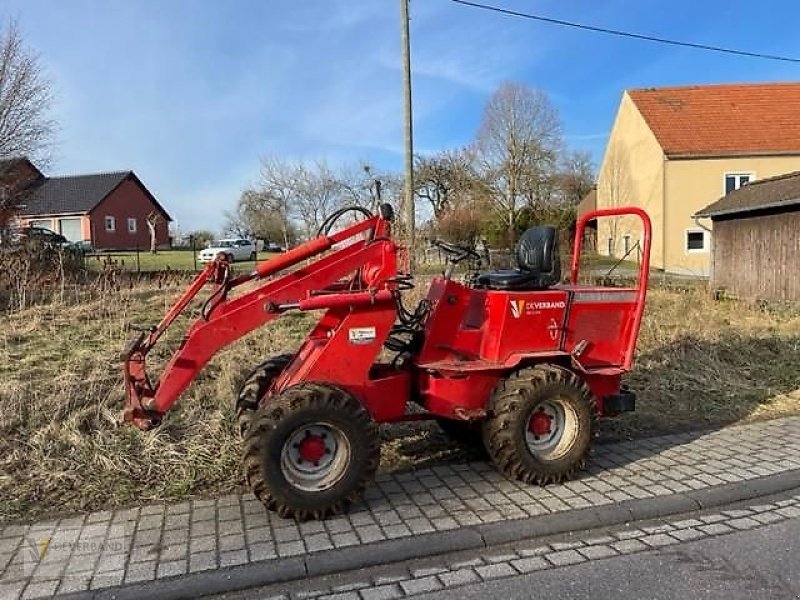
[83,249,278,272]
[81,247,637,275]
[1,277,799,522]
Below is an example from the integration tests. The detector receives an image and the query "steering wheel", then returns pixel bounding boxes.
[432,240,481,281]
[432,239,480,263]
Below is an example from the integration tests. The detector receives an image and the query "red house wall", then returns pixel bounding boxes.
[89,178,170,250]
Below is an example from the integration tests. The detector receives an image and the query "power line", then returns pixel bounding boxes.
[449,0,800,64]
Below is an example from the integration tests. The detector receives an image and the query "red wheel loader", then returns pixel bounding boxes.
[122,204,651,520]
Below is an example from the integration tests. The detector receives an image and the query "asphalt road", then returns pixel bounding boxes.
[417,518,800,600]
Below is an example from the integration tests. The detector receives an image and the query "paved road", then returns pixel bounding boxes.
[2,417,799,599]
[416,518,800,600]
[207,490,800,600]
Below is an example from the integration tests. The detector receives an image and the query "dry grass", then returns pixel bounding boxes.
[1,278,799,522]
[616,287,800,439]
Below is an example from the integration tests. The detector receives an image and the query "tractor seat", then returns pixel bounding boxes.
[475,226,560,291]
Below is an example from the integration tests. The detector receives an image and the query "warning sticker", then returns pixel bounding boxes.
[348,327,377,345]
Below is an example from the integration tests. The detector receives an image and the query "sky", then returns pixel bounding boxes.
[4,0,800,232]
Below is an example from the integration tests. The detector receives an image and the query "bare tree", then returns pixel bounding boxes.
[257,157,300,249]
[225,186,297,249]
[0,21,56,227]
[338,163,401,209]
[414,148,482,219]
[475,82,562,246]
[333,162,403,232]
[146,211,161,254]
[294,160,345,238]
[556,150,595,207]
[229,158,404,248]
[598,141,633,252]
[0,22,55,162]
[255,157,378,241]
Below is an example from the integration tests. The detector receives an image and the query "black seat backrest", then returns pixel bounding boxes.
[516,226,560,281]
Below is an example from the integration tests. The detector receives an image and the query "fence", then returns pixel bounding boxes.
[81,239,256,273]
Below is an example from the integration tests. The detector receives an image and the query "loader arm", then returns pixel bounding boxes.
[122,212,400,429]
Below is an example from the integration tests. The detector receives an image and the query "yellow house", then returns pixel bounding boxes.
[596,82,800,275]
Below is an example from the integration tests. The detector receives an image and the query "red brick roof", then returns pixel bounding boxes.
[628,82,800,157]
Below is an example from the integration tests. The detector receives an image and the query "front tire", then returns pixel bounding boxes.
[235,354,293,435]
[242,383,380,520]
[483,365,596,485]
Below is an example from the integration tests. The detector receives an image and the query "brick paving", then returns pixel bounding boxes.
[0,416,799,599]
[276,491,800,600]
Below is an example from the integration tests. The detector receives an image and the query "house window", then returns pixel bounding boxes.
[623,234,631,255]
[105,216,116,232]
[127,218,137,233]
[686,230,707,253]
[607,237,614,256]
[724,173,752,195]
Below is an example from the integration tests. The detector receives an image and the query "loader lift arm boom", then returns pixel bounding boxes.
[122,212,399,430]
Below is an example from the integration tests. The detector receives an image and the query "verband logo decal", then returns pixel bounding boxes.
[531,300,566,310]
[509,299,525,319]
[510,299,565,318]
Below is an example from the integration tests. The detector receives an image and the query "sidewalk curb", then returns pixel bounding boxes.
[58,468,800,600]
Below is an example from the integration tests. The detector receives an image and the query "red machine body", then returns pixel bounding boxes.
[414,278,642,420]
[123,207,650,430]
[122,204,651,521]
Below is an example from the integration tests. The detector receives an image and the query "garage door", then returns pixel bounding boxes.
[58,218,83,242]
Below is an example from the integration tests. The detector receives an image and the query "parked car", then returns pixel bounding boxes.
[10,226,70,248]
[71,240,94,253]
[198,239,257,263]
[264,242,285,252]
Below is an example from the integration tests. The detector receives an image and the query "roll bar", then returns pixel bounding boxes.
[571,207,652,286]
[571,207,652,371]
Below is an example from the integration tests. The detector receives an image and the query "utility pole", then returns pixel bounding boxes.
[400,0,415,270]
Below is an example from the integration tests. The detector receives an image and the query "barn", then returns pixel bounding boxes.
[3,158,171,251]
[695,170,800,301]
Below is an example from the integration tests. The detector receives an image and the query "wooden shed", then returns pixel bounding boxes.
[695,170,800,301]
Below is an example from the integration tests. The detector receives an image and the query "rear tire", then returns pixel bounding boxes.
[482,365,596,485]
[235,354,293,436]
[241,383,380,520]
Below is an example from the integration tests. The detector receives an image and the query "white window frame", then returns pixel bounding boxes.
[723,172,754,195]
[105,216,116,232]
[127,217,137,233]
[685,229,708,254]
